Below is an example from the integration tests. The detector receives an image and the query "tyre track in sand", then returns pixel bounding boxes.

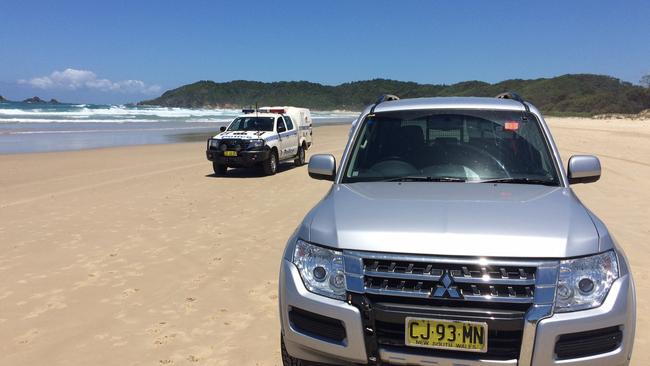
[0,161,206,208]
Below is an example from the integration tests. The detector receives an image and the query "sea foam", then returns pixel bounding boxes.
[0,103,358,123]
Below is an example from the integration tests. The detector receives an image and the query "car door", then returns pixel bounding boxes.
[283,115,299,157]
[276,116,289,159]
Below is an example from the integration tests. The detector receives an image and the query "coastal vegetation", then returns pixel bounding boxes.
[641,74,650,88]
[140,74,650,116]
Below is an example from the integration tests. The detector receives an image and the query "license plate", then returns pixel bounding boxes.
[224,151,237,157]
[405,317,488,353]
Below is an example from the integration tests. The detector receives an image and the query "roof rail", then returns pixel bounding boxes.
[375,94,400,104]
[495,91,530,113]
[369,94,400,115]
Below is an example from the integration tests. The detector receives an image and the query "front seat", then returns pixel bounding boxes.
[396,126,425,165]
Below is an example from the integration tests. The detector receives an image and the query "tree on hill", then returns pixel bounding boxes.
[140,74,650,116]
[641,74,650,88]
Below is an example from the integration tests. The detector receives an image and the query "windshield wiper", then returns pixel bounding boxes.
[475,177,558,186]
[384,176,467,182]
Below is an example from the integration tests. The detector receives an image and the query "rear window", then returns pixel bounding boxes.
[284,116,294,130]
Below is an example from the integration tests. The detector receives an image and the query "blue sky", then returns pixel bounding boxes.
[1,0,649,104]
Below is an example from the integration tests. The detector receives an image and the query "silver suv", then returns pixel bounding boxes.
[279,94,636,366]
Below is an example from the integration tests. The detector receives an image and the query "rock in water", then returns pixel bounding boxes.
[23,96,47,104]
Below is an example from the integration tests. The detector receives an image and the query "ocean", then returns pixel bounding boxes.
[0,102,358,154]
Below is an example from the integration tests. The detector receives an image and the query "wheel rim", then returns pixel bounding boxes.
[300,148,305,163]
[271,155,277,172]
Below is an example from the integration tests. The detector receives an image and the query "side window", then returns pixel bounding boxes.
[276,117,287,132]
[284,115,294,130]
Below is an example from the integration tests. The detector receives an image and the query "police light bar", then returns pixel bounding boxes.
[269,108,286,114]
[242,108,256,114]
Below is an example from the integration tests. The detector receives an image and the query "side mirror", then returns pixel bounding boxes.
[568,155,601,184]
[308,154,336,181]
[277,125,286,133]
[220,126,226,132]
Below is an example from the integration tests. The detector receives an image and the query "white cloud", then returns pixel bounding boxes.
[19,68,161,95]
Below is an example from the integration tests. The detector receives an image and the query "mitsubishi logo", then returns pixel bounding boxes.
[432,271,463,299]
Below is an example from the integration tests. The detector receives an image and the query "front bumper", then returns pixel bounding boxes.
[279,259,636,366]
[205,149,270,167]
[280,260,368,365]
[532,273,635,366]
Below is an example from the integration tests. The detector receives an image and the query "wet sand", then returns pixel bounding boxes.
[0,118,648,365]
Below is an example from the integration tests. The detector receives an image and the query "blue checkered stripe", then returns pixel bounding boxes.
[265,130,298,142]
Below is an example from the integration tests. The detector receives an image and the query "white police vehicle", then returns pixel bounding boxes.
[206,107,313,175]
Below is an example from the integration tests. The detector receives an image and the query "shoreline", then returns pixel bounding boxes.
[0,101,358,154]
[1,115,647,156]
[0,119,355,155]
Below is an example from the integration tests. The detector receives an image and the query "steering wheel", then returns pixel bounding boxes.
[370,156,419,176]
[455,144,511,178]
[376,155,404,162]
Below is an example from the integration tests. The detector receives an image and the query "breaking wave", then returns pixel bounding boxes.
[0,102,359,123]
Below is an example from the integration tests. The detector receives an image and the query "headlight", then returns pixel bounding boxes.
[292,240,346,300]
[555,250,619,312]
[209,139,220,148]
[248,139,264,148]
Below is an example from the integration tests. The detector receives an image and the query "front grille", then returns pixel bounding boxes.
[344,251,557,363]
[220,139,249,151]
[360,256,537,303]
[555,326,623,360]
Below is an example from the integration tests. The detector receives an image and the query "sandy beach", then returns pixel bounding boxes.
[1,118,648,365]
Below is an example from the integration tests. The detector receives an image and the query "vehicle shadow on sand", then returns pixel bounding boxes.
[204,163,303,179]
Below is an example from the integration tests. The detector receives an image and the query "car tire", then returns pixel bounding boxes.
[294,145,305,167]
[263,150,278,175]
[213,162,227,176]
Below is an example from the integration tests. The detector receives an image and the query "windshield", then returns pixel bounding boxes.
[228,117,275,132]
[342,109,560,185]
